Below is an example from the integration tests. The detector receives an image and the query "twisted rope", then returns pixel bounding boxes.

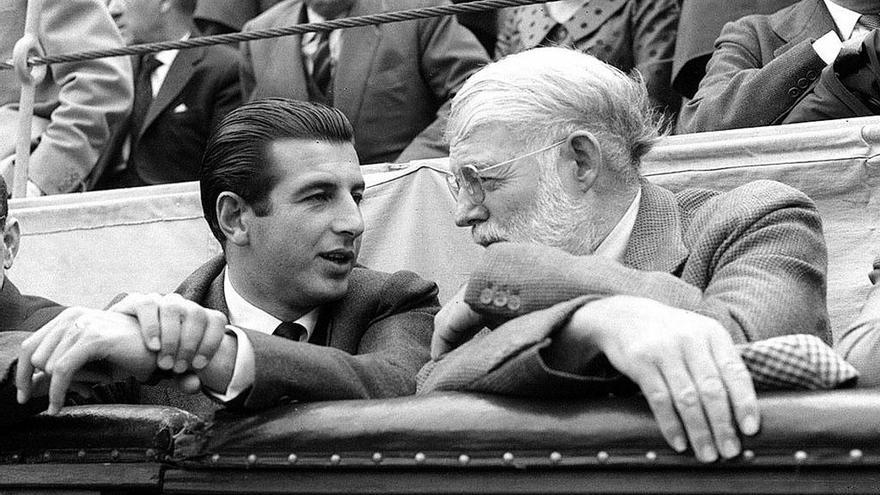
[0,0,543,71]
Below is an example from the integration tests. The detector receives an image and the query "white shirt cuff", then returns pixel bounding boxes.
[204,325,256,402]
[813,30,843,65]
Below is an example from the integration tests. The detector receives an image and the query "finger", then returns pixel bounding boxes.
[682,338,740,460]
[158,299,183,370]
[16,312,68,403]
[44,321,83,375]
[120,294,163,352]
[709,333,760,438]
[636,366,689,454]
[174,300,207,373]
[660,354,718,463]
[175,372,203,394]
[192,310,227,370]
[45,341,94,415]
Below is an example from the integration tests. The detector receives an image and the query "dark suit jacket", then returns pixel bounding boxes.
[240,0,490,165]
[419,180,830,395]
[141,256,440,413]
[91,42,242,188]
[678,0,835,132]
[671,0,799,98]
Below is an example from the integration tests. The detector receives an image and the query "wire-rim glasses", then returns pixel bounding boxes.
[446,139,566,205]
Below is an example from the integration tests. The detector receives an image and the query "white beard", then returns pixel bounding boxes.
[471,167,603,256]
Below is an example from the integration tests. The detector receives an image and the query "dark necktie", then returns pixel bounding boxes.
[312,31,333,98]
[273,321,307,342]
[130,54,162,142]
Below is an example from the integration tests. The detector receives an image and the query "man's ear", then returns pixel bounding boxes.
[564,130,603,192]
[3,217,20,270]
[216,192,250,247]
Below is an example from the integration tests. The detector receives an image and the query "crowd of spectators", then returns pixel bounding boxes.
[3,0,880,196]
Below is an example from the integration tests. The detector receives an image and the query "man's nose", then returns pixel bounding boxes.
[454,195,488,227]
[334,196,365,238]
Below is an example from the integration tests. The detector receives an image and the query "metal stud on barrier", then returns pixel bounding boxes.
[742,450,755,462]
[502,452,514,465]
[414,452,426,464]
[850,449,864,462]
[645,451,657,462]
[549,451,562,464]
[210,454,220,464]
[330,454,341,465]
[372,452,383,464]
[458,454,470,466]
[246,454,257,466]
[794,451,808,464]
[287,454,298,464]
[597,451,609,463]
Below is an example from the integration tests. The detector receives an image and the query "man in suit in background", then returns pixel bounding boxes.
[15,99,440,417]
[679,0,880,132]
[240,0,490,165]
[96,0,242,188]
[0,0,132,196]
[420,47,829,463]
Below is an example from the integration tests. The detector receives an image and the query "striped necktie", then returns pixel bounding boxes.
[312,31,333,98]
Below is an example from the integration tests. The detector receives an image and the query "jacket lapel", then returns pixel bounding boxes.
[334,0,381,125]
[622,181,688,273]
[139,46,203,139]
[772,0,836,57]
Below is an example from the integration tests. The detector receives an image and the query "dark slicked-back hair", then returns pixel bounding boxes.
[200,98,354,244]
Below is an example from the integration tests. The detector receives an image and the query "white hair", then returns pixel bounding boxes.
[447,47,663,183]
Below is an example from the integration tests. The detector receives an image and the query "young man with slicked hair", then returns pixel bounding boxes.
[15,99,440,417]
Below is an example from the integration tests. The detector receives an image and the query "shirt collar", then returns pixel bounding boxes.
[223,269,319,338]
[546,0,590,24]
[824,0,862,39]
[153,32,190,66]
[594,188,641,262]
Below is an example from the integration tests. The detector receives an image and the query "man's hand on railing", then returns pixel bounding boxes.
[544,295,760,463]
[16,307,156,414]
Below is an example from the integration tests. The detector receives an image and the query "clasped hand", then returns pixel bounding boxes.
[16,293,227,415]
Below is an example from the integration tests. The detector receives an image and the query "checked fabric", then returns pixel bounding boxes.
[737,334,858,390]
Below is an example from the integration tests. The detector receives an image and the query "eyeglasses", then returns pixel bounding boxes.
[446,139,565,205]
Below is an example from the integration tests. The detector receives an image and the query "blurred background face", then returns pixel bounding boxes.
[108,0,166,44]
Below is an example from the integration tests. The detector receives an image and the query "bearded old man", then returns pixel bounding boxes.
[419,47,830,464]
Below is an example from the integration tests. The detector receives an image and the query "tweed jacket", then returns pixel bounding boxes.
[91,42,243,188]
[495,0,680,119]
[145,256,440,413]
[678,0,839,133]
[418,179,830,395]
[239,0,490,165]
[0,0,132,195]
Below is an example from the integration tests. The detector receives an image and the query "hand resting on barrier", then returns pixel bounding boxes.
[541,295,760,463]
[16,296,235,415]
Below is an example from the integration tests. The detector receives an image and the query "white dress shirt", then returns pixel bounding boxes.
[209,269,319,401]
[593,188,641,262]
[150,32,190,97]
[813,1,873,64]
